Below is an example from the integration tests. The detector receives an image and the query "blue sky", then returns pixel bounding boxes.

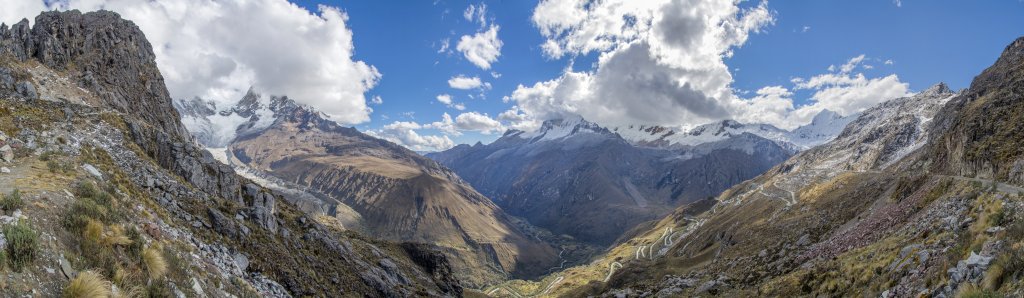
[282,0,1024,148]
[5,0,1023,151]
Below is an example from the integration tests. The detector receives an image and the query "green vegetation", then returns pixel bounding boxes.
[62,181,121,233]
[3,220,39,272]
[0,189,23,214]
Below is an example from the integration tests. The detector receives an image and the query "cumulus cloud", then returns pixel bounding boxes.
[455,112,503,134]
[497,106,542,132]
[510,0,773,128]
[447,75,490,90]
[436,94,453,105]
[457,25,502,69]
[510,0,912,132]
[16,0,380,124]
[368,121,455,152]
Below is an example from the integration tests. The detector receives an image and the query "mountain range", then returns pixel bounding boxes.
[486,37,1024,297]
[427,116,798,246]
[3,8,1024,298]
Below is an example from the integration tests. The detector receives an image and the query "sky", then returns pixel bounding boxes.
[3,0,1024,152]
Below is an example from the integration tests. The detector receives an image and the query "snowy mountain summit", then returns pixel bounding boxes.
[610,110,858,150]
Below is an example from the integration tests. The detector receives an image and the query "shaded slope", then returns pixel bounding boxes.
[429,118,793,246]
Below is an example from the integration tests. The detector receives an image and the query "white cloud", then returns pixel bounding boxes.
[497,106,542,132]
[509,0,913,132]
[454,112,503,134]
[436,94,453,104]
[457,25,502,69]
[885,59,894,65]
[437,38,451,54]
[21,0,380,124]
[436,93,466,110]
[371,95,383,105]
[511,0,774,127]
[463,3,487,27]
[0,0,50,26]
[840,54,866,73]
[735,54,912,129]
[447,75,490,90]
[428,113,460,135]
[368,121,455,151]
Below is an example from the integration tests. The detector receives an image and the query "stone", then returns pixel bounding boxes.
[16,81,36,99]
[82,164,103,179]
[0,167,9,174]
[191,278,206,298]
[59,255,76,279]
[796,234,811,246]
[234,253,250,272]
[0,145,12,162]
[965,252,992,267]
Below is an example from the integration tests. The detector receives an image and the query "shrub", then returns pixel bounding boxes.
[74,181,98,199]
[4,220,39,272]
[0,189,23,214]
[63,181,120,233]
[142,245,167,281]
[63,270,112,298]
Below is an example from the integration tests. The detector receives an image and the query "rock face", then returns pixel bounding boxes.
[199,90,558,285]
[928,36,1024,184]
[428,117,793,245]
[784,83,957,173]
[1,10,188,138]
[1,10,462,296]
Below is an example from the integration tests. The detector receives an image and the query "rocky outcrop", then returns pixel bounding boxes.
[928,36,1024,184]
[1,10,188,138]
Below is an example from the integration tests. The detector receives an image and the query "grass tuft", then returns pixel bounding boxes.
[63,270,112,298]
[142,245,167,281]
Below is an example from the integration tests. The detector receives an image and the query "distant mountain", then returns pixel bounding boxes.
[611,109,858,150]
[428,116,794,246]
[176,89,558,286]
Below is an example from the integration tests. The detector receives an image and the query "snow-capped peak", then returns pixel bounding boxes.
[174,86,329,148]
[517,116,613,141]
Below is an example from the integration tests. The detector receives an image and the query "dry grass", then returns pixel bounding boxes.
[142,245,167,281]
[63,270,112,298]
